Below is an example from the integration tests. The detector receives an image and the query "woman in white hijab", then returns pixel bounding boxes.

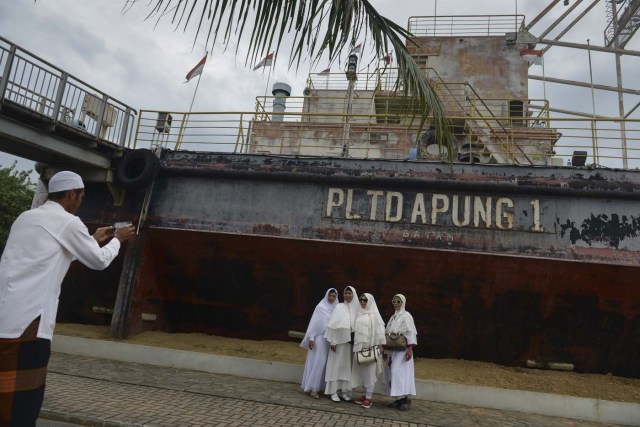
[324,285,359,402]
[381,294,418,410]
[351,293,386,409]
[301,288,339,398]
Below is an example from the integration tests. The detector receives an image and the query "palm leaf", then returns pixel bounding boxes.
[126,0,454,155]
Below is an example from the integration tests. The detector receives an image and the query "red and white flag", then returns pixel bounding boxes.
[185,53,207,83]
[253,52,274,70]
[383,53,393,64]
[319,68,331,75]
[350,43,362,55]
[520,48,543,65]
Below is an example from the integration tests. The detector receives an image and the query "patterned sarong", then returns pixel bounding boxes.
[0,318,51,427]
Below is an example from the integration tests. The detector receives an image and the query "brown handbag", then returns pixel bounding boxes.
[385,332,407,351]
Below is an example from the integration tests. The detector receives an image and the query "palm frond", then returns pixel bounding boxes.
[131,0,455,153]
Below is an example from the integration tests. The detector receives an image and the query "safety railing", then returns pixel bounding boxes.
[307,69,397,92]
[0,36,136,147]
[134,109,640,170]
[408,15,525,37]
[306,67,466,94]
[255,94,457,126]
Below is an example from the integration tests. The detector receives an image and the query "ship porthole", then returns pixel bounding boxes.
[114,148,160,189]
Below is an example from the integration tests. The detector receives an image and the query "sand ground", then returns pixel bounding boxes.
[55,323,640,404]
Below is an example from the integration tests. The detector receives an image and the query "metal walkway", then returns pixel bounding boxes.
[0,36,136,170]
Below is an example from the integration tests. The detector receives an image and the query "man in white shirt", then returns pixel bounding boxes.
[0,171,135,426]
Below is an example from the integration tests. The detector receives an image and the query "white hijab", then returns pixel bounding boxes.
[353,293,386,351]
[324,286,359,345]
[385,294,418,344]
[300,288,339,349]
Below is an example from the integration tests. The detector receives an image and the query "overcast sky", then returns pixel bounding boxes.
[1,0,638,174]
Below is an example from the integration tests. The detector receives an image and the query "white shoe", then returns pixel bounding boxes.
[341,393,351,402]
[330,393,340,402]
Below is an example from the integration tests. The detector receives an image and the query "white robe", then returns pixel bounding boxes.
[324,342,352,394]
[323,286,359,394]
[350,348,383,389]
[380,294,418,397]
[300,288,338,393]
[350,293,386,391]
[301,335,331,392]
[381,350,416,397]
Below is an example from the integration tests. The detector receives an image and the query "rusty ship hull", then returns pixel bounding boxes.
[58,152,640,378]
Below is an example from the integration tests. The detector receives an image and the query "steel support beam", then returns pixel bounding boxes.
[529,104,613,119]
[0,115,111,168]
[542,0,601,54]
[539,38,640,56]
[528,74,640,95]
[537,0,584,40]
[526,0,562,31]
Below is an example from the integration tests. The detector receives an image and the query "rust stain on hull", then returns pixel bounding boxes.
[60,228,640,377]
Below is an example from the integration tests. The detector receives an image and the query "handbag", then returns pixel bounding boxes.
[385,332,407,351]
[356,346,378,365]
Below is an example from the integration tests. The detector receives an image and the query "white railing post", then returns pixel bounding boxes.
[0,44,17,104]
[119,107,133,147]
[51,72,68,123]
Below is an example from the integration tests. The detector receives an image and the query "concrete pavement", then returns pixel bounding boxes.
[41,352,626,427]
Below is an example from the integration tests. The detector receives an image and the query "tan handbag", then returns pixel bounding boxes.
[385,333,407,351]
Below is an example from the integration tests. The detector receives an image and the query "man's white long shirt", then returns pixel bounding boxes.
[0,201,121,340]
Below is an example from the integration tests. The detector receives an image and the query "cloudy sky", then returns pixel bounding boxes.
[1,0,638,173]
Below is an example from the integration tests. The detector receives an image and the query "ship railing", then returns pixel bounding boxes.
[306,69,390,92]
[544,116,640,168]
[306,67,466,94]
[408,15,525,37]
[269,67,471,123]
[429,81,530,165]
[305,67,473,111]
[255,94,461,126]
[134,110,640,169]
[466,97,552,164]
[0,36,136,147]
[467,98,551,126]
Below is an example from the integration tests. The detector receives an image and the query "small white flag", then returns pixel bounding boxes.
[185,53,207,83]
[253,52,274,70]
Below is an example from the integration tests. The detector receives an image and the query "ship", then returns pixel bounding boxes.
[1,2,640,378]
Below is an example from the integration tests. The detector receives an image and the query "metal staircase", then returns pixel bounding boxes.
[604,0,640,48]
[425,69,535,165]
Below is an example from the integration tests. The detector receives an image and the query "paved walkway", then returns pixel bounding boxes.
[41,352,622,427]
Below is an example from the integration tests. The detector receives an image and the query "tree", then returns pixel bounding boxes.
[125,0,454,153]
[0,163,35,255]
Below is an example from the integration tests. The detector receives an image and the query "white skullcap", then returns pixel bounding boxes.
[48,171,85,193]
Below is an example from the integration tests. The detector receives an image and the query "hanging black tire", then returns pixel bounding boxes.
[114,149,160,189]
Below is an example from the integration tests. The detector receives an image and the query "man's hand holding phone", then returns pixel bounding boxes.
[113,222,135,243]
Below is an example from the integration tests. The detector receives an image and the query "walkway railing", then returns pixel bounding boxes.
[408,15,525,37]
[0,36,136,147]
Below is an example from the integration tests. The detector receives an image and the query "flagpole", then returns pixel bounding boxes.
[188,73,203,114]
[263,67,274,114]
[179,52,207,149]
[587,38,598,164]
[180,64,203,150]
